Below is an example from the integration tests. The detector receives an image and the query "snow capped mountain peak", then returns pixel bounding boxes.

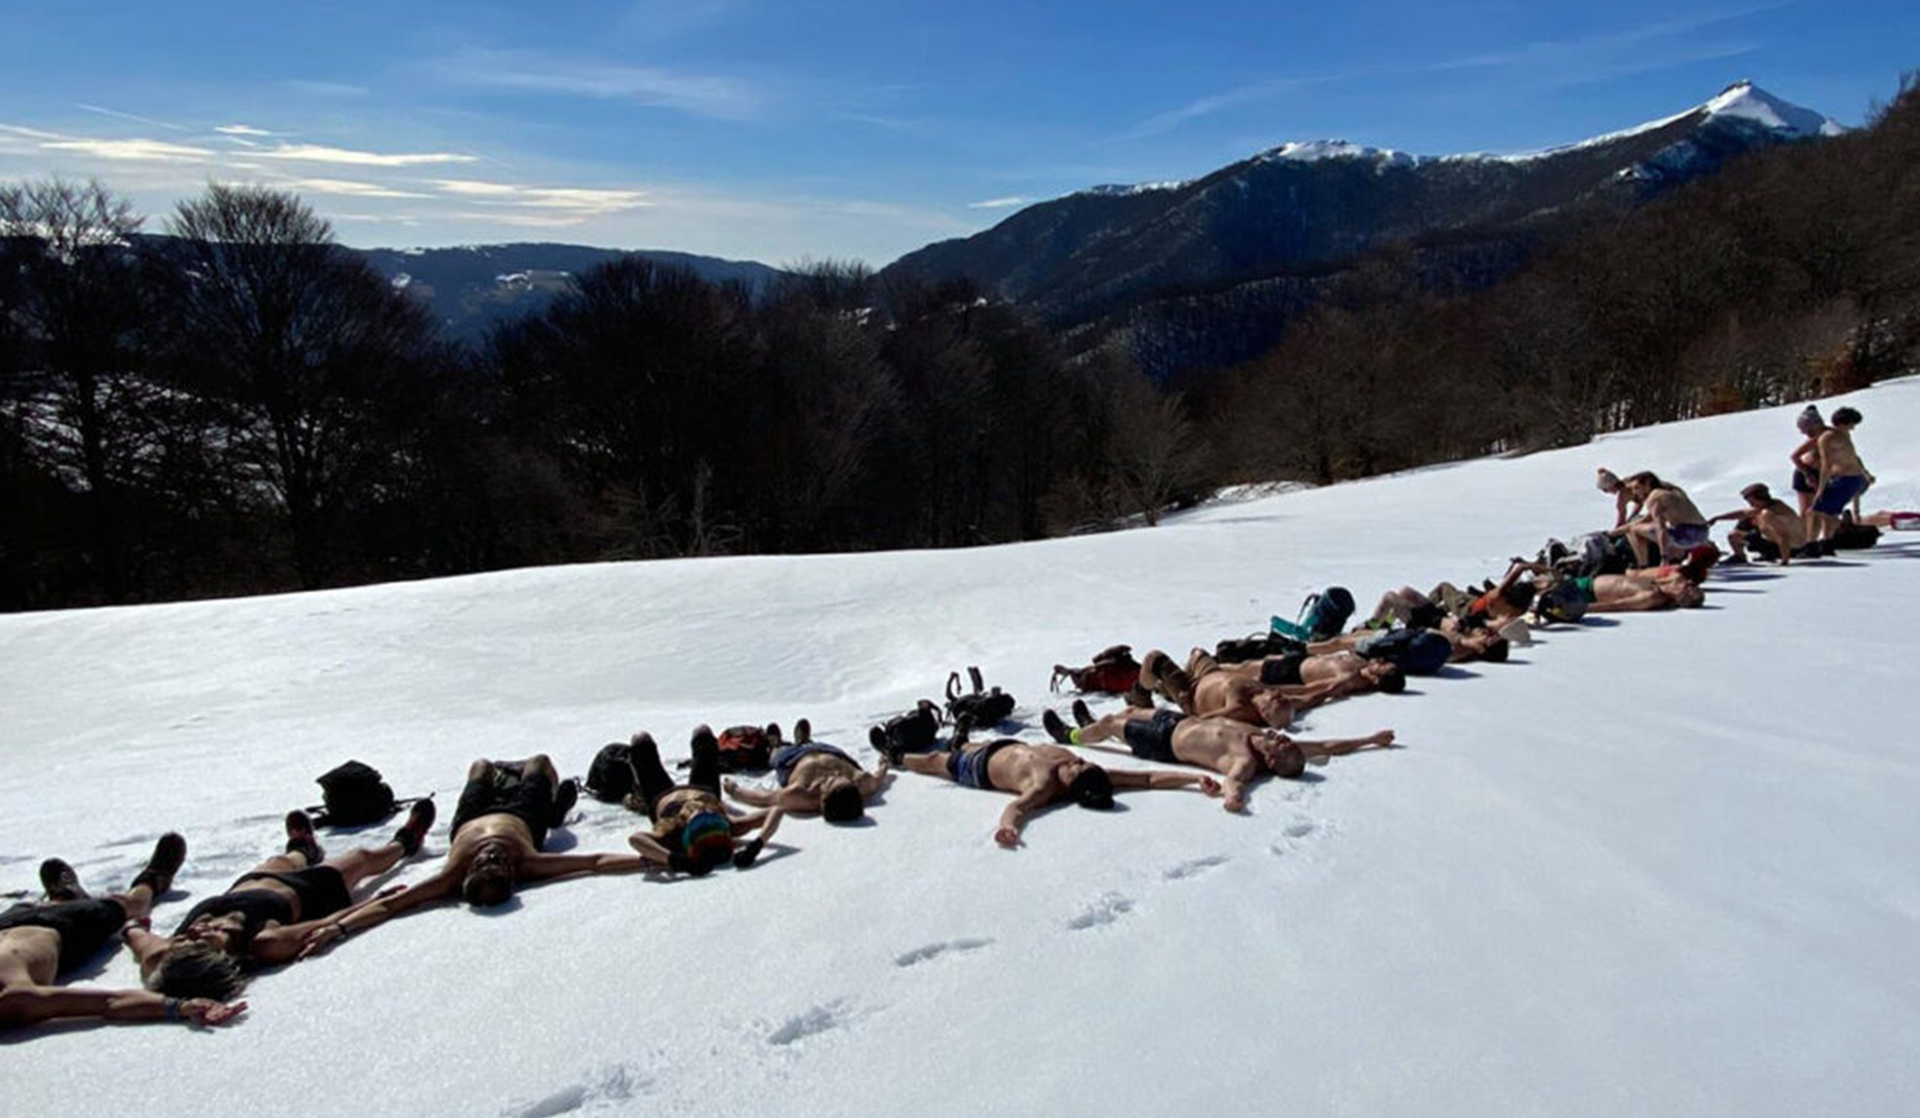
[1702,80,1846,137]
[1080,180,1190,197]
[1255,140,1417,166]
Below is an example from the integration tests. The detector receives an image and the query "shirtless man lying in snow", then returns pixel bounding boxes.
[898,736,1219,847]
[1142,647,1407,716]
[1043,702,1394,813]
[723,718,891,823]
[1,836,245,1029]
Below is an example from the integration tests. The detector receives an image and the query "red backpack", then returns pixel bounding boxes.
[1049,645,1142,695]
[715,725,776,773]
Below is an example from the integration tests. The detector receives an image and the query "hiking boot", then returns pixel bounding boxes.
[38,858,87,902]
[1071,699,1094,728]
[393,797,436,857]
[949,713,975,748]
[794,718,812,745]
[549,778,579,827]
[1125,683,1153,709]
[1041,709,1073,745]
[285,810,325,866]
[130,832,186,895]
[765,722,783,746]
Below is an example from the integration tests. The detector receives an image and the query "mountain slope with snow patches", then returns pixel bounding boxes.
[3,380,1917,1118]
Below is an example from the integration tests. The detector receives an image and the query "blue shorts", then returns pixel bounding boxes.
[1667,523,1709,550]
[1814,475,1869,516]
[947,742,1011,790]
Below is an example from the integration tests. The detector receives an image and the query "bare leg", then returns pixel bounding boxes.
[1075,709,1156,744]
[900,752,956,780]
[324,839,408,890]
[1625,525,1653,567]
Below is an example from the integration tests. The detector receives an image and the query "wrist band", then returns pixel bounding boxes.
[164,997,182,1022]
[332,921,351,939]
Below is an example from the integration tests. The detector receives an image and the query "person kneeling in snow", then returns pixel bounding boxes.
[135,803,436,1000]
[626,727,785,874]
[893,731,1220,848]
[2,836,245,1029]
[1044,701,1395,813]
[1707,483,1820,564]
[296,754,660,957]
[723,719,891,824]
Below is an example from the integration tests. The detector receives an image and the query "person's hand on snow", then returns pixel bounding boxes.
[994,826,1020,849]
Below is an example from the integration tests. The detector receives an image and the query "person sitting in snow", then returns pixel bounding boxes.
[296,754,660,957]
[1707,483,1818,563]
[892,731,1220,848]
[626,727,785,873]
[1614,472,1711,567]
[134,803,436,1000]
[1043,701,1394,813]
[2,835,246,1029]
[723,718,891,823]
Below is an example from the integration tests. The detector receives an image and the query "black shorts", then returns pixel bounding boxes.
[1791,467,1817,494]
[452,769,555,849]
[1122,709,1185,763]
[233,866,352,923]
[0,898,127,975]
[1260,653,1307,687]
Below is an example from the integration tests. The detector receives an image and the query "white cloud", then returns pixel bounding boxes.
[75,103,188,132]
[429,178,523,197]
[260,143,478,167]
[449,210,591,228]
[41,137,216,163]
[968,196,1032,210]
[428,48,764,121]
[288,177,432,199]
[430,179,650,214]
[216,124,275,137]
[0,122,73,141]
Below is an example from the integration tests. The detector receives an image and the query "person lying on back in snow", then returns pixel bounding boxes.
[1,836,245,1029]
[1614,471,1711,567]
[1303,615,1510,666]
[895,729,1220,848]
[1043,701,1394,814]
[1142,646,1405,713]
[135,802,434,1000]
[627,727,784,873]
[1707,483,1820,564]
[1510,550,1710,613]
[723,718,891,823]
[297,754,660,957]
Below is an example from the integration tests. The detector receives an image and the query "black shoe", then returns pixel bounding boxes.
[549,779,579,827]
[766,722,783,746]
[285,810,325,866]
[39,858,87,902]
[949,712,975,748]
[130,832,186,895]
[1041,709,1073,744]
[1071,699,1094,728]
[794,718,812,745]
[1125,683,1153,709]
[870,725,903,765]
[393,797,436,857]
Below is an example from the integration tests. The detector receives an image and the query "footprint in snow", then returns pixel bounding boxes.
[1161,854,1230,881]
[894,937,995,968]
[768,999,856,1046]
[1065,892,1135,930]
[503,1064,648,1118]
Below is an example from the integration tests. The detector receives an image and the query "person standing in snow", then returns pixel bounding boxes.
[1043,701,1395,813]
[1810,407,1874,544]
[1,836,246,1029]
[135,802,437,999]
[296,754,661,957]
[626,726,785,873]
[1788,406,1827,528]
[723,718,891,824]
[892,733,1220,848]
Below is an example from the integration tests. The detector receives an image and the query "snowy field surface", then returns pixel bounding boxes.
[4,381,1918,1118]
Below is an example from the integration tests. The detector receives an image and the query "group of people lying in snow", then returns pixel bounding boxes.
[5,401,1906,1033]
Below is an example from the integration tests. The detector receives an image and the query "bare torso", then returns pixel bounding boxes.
[1648,487,1707,527]
[1191,673,1293,726]
[1818,429,1864,476]
[983,743,1075,801]
[787,752,861,793]
[0,927,61,989]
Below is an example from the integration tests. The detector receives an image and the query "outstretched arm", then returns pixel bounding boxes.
[721,778,779,808]
[856,760,893,798]
[1106,768,1223,795]
[0,985,246,1028]
[297,870,459,958]
[521,850,660,881]
[995,788,1050,848]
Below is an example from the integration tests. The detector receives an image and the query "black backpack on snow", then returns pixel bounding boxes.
[1535,582,1591,625]
[1214,632,1309,664]
[585,742,634,803]
[1357,628,1452,675]
[870,700,942,756]
[946,666,1016,728]
[312,760,397,826]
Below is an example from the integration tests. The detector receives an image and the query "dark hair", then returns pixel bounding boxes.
[147,942,248,1002]
[1481,637,1510,663]
[461,864,514,907]
[1741,483,1771,502]
[1069,767,1114,810]
[821,783,865,823]
[1501,580,1538,610]
[1376,667,1407,694]
[1832,406,1861,426]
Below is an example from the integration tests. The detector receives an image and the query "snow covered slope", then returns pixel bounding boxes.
[4,382,1917,1118]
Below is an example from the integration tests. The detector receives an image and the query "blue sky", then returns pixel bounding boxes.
[0,0,1911,265]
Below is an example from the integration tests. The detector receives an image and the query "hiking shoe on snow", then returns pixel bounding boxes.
[285,810,325,866]
[794,718,812,745]
[394,797,436,857]
[1041,709,1073,744]
[1071,699,1094,728]
[130,832,186,895]
[39,858,87,902]
[549,779,579,827]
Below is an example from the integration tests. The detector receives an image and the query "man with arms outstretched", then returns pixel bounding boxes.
[893,732,1220,847]
[724,718,890,823]
[1044,701,1394,813]
[1,836,246,1029]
